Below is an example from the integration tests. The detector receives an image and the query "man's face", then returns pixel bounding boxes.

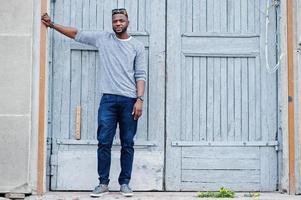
[112,14,129,34]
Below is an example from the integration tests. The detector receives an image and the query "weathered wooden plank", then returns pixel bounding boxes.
[234,58,242,141]
[241,58,249,141]
[182,157,260,170]
[186,0,193,32]
[207,57,214,141]
[59,0,72,140]
[182,146,260,159]
[96,0,104,30]
[220,57,228,141]
[180,181,260,191]
[213,58,221,141]
[199,0,207,32]
[90,0,97,30]
[118,0,125,8]
[181,37,259,55]
[185,56,193,141]
[181,54,187,141]
[80,51,89,139]
[220,0,227,33]
[206,0,214,32]
[247,0,255,33]
[227,57,235,141]
[138,0,146,32]
[192,57,200,141]
[254,0,260,34]
[199,57,207,141]
[241,0,248,33]
[192,0,200,32]
[165,0,183,190]
[182,169,260,183]
[260,147,271,190]
[234,0,241,33]
[228,0,235,32]
[213,0,221,32]
[255,56,261,140]
[248,58,256,140]
[69,50,82,140]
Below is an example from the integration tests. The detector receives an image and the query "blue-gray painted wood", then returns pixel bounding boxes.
[50,0,165,191]
[166,0,278,191]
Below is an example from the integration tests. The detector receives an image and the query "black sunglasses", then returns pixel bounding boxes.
[112,8,128,17]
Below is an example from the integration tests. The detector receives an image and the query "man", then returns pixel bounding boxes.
[41,8,146,197]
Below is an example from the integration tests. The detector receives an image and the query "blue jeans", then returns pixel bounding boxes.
[97,94,137,185]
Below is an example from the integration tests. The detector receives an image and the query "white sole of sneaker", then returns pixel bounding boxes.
[90,191,109,198]
[120,192,133,197]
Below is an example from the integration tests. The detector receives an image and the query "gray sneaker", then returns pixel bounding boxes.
[90,184,109,197]
[120,184,133,197]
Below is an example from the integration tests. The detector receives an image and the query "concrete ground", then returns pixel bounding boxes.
[24,192,301,200]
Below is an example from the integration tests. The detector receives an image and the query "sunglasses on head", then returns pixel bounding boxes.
[112,8,128,17]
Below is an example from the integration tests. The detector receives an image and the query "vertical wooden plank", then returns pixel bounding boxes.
[70,50,82,140]
[255,56,262,140]
[138,0,146,32]
[181,55,187,141]
[254,0,260,34]
[81,50,89,138]
[207,57,214,141]
[95,54,101,139]
[60,0,72,139]
[207,0,214,32]
[213,58,221,141]
[96,0,104,30]
[186,57,193,141]
[228,0,235,32]
[220,0,228,33]
[199,57,207,140]
[83,0,90,29]
[248,58,256,140]
[234,58,242,141]
[90,0,97,30]
[186,0,193,32]
[166,0,182,190]
[227,58,235,141]
[75,106,81,140]
[213,0,221,32]
[241,57,249,141]
[241,0,248,33]
[247,0,255,33]
[118,0,126,8]
[260,147,271,190]
[199,0,207,32]
[192,0,200,32]
[234,0,241,33]
[87,52,96,140]
[193,57,200,141]
[220,57,228,141]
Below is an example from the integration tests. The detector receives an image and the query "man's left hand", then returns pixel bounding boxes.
[132,100,143,120]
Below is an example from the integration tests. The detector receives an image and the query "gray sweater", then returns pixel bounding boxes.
[74,31,146,98]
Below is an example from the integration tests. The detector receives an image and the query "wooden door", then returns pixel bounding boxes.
[166,0,279,191]
[49,0,165,190]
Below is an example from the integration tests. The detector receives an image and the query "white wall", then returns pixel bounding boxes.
[0,0,40,193]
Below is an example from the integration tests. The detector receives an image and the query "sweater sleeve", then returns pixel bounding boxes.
[74,31,105,47]
[134,44,147,82]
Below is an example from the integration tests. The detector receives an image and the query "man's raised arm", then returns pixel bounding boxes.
[41,13,77,39]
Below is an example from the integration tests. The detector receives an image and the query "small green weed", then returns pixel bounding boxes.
[197,187,235,198]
